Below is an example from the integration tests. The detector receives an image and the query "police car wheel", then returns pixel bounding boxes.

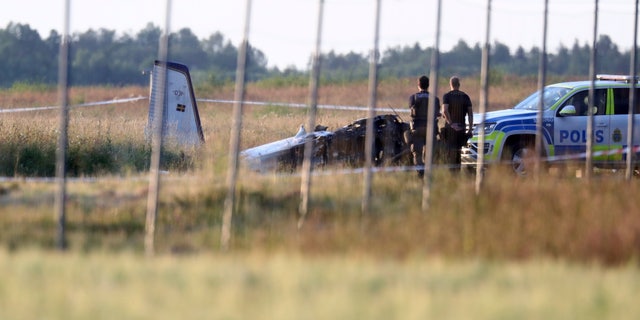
[505,143,533,176]
[511,147,529,176]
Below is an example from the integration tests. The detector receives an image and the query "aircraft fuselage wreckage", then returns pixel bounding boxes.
[149,61,412,172]
[241,115,411,172]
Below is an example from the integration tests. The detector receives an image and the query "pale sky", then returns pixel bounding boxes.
[2,0,638,69]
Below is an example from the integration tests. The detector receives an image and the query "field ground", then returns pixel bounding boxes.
[1,250,639,320]
[1,77,639,319]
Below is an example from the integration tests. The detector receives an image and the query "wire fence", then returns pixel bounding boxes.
[38,0,639,252]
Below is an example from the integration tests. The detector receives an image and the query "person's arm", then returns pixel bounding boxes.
[409,94,416,109]
[466,104,473,135]
[408,94,416,118]
[441,95,451,125]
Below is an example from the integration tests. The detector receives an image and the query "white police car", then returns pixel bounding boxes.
[461,75,640,175]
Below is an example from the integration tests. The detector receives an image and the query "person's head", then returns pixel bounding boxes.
[450,76,460,90]
[418,76,429,90]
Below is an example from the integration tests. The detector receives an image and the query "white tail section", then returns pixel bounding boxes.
[147,61,204,145]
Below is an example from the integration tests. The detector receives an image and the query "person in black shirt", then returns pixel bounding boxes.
[407,75,440,177]
[441,76,473,170]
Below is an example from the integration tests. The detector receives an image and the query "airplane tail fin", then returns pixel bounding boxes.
[147,60,205,145]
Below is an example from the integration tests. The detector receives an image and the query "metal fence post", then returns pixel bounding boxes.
[145,0,172,256]
[422,0,442,212]
[585,0,599,181]
[54,0,71,251]
[626,0,639,181]
[299,0,325,228]
[221,0,253,250]
[475,0,492,195]
[362,0,381,215]
[534,0,549,182]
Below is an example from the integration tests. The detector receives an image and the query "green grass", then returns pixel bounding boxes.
[8,81,56,93]
[0,104,199,177]
[0,250,638,320]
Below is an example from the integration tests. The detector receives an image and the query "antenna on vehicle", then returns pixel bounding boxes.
[387,104,404,122]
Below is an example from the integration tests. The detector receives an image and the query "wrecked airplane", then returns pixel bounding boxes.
[149,61,413,172]
[241,114,412,172]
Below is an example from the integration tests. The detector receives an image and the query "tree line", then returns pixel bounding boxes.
[0,22,636,88]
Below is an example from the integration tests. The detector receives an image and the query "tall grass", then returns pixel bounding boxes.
[1,168,639,265]
[0,88,199,177]
[1,78,639,266]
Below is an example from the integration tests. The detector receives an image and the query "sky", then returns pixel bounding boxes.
[2,0,638,69]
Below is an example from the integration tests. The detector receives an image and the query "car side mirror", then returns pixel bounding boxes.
[559,105,577,116]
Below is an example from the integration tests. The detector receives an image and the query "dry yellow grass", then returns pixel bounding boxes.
[1,77,639,265]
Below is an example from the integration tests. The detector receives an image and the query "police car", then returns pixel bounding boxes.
[461,74,640,175]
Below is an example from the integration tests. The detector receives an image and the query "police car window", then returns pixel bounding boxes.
[561,90,589,116]
[612,88,629,115]
[513,87,570,110]
[612,88,640,115]
[592,89,607,115]
[560,89,607,116]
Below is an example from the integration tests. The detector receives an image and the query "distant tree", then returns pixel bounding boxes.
[597,35,625,73]
[511,46,528,75]
[440,40,481,76]
[379,43,430,78]
[132,23,162,75]
[549,44,570,75]
[168,28,208,69]
[0,21,635,87]
[567,40,591,76]
[525,47,541,75]
[200,32,269,82]
[245,44,269,80]
[321,50,368,81]
[202,31,238,80]
[0,23,56,86]
[491,41,511,66]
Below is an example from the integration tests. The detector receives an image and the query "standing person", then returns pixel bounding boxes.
[441,76,473,171]
[407,75,440,178]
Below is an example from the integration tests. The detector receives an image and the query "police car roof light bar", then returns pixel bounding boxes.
[596,74,640,83]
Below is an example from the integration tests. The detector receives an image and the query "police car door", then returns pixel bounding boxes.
[609,87,640,162]
[554,89,609,162]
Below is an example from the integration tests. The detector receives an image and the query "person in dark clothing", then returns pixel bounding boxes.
[441,76,473,170]
[407,75,440,177]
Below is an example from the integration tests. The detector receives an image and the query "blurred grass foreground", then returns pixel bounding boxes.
[1,250,639,320]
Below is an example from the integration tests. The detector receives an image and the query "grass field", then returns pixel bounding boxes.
[1,250,639,320]
[1,76,639,319]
